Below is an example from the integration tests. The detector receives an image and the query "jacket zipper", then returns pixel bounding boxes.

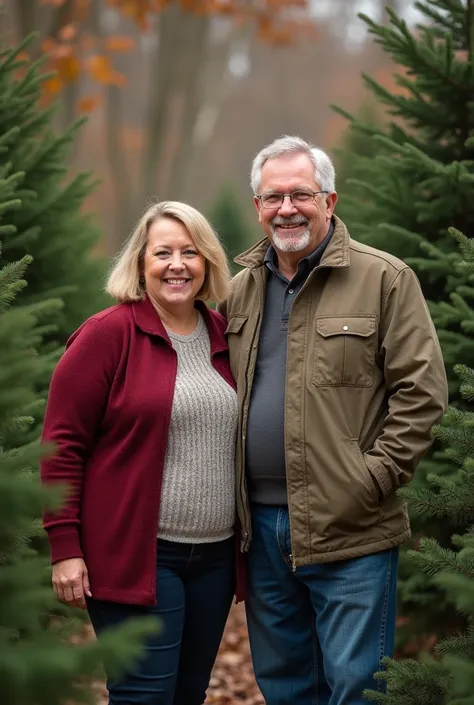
[239,268,265,552]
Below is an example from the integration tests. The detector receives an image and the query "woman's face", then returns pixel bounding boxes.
[143,217,206,313]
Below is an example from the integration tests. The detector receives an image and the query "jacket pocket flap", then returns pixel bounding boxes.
[225,315,248,335]
[316,316,376,338]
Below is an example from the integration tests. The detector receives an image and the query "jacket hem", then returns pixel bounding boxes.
[292,528,411,566]
[87,587,156,606]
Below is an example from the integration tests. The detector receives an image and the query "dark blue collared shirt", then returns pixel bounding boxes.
[245,219,334,505]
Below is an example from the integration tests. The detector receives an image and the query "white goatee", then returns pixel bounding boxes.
[271,227,311,253]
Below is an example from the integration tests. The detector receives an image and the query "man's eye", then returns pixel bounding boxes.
[293,191,311,202]
[264,194,280,204]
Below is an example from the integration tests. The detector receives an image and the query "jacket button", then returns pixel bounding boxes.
[343,325,349,331]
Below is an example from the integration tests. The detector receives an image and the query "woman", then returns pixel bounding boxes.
[40,201,242,705]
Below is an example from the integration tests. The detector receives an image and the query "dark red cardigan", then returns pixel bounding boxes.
[41,296,245,606]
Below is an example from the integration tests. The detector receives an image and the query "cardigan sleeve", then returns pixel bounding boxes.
[40,317,118,564]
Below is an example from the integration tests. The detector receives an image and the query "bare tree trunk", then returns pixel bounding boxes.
[184,23,253,200]
[14,0,37,43]
[141,3,182,202]
[14,0,75,51]
[164,12,211,200]
[105,83,137,245]
[88,0,135,248]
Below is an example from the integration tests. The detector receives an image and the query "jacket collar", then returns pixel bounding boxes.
[131,296,227,356]
[234,215,350,271]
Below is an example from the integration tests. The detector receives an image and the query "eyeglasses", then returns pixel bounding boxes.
[256,190,329,209]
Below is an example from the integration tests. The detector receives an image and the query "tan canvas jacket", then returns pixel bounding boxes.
[220,216,448,567]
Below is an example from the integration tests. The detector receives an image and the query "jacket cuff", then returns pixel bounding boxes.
[46,526,83,565]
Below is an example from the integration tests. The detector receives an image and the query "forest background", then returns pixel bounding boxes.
[1,2,455,703]
[2,0,414,252]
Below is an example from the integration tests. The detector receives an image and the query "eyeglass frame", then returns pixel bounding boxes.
[256,189,329,209]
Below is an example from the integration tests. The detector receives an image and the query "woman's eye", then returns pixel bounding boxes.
[184,250,197,256]
[154,251,169,257]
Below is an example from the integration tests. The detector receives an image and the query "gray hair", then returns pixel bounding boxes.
[250,135,336,195]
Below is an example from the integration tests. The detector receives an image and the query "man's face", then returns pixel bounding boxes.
[254,153,337,257]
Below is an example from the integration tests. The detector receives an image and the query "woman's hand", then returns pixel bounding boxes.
[52,557,92,609]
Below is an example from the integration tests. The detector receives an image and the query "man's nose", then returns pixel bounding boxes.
[278,194,297,216]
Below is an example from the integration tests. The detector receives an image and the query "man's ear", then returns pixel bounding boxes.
[326,191,338,219]
[254,196,263,223]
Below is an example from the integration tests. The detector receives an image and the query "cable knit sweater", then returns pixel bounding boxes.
[159,312,238,543]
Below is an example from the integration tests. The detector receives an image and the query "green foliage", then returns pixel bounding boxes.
[209,184,254,274]
[364,233,474,704]
[0,37,109,382]
[332,100,383,228]
[0,38,158,703]
[332,0,474,642]
[0,253,158,705]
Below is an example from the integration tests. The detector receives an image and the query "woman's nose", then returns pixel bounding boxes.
[169,255,185,270]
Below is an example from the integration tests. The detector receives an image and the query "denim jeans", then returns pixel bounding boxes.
[87,536,235,705]
[245,505,399,705]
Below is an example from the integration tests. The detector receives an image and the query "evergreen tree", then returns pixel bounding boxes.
[332,101,382,228]
[0,37,109,395]
[209,184,254,274]
[365,229,474,705]
[0,41,157,703]
[0,248,157,704]
[332,0,474,643]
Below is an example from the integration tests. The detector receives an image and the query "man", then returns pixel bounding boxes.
[220,135,448,705]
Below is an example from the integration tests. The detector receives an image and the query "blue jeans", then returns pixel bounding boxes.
[245,505,399,705]
[87,537,235,705]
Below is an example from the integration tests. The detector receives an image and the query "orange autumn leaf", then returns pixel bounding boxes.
[106,0,156,29]
[42,75,63,95]
[86,55,127,86]
[77,95,102,113]
[40,0,68,5]
[74,0,92,22]
[108,70,127,87]
[56,54,81,82]
[86,54,114,83]
[58,23,78,42]
[106,36,136,53]
[41,38,57,54]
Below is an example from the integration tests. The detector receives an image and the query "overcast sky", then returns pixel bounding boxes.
[310,0,424,50]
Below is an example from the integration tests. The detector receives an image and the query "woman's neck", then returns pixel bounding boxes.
[149,297,198,335]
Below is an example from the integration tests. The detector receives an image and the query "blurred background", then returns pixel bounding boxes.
[4,4,462,703]
[1,0,420,255]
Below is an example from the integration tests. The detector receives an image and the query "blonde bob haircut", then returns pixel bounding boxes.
[106,201,231,304]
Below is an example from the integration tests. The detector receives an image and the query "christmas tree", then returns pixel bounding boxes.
[209,184,254,274]
[0,40,157,703]
[0,248,157,704]
[332,100,382,228]
[0,37,108,383]
[365,229,474,705]
[332,0,474,644]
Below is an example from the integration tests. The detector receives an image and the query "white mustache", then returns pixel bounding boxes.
[272,217,308,226]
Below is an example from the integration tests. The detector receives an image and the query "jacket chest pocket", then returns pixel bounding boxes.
[313,315,377,387]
